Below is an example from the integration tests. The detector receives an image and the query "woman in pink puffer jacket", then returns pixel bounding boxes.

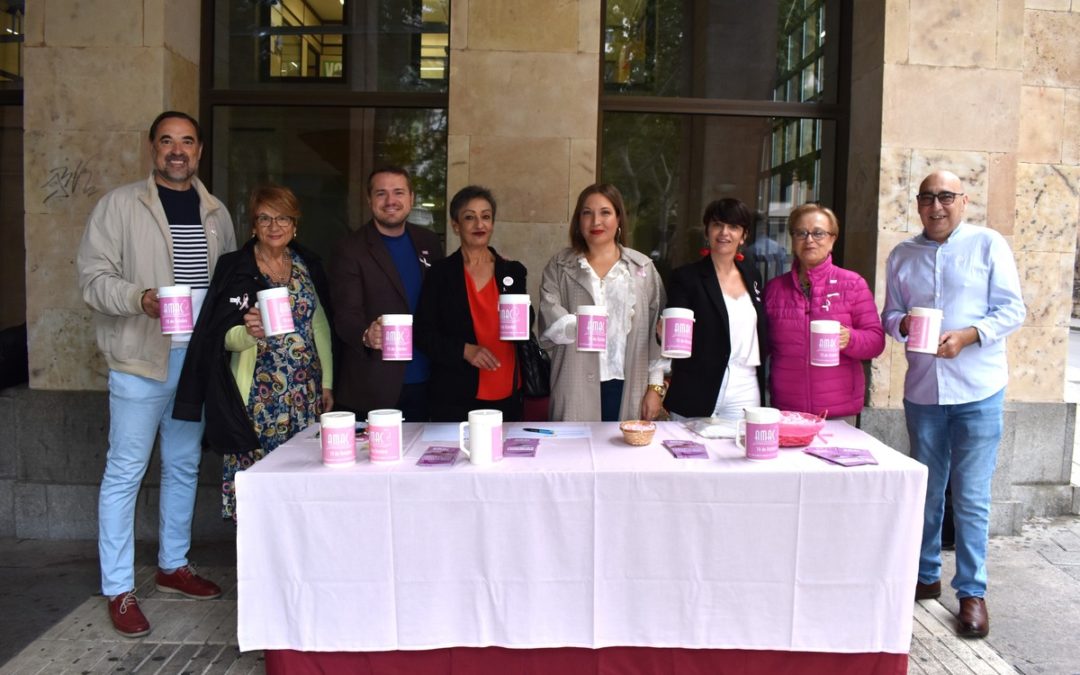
[764,204,884,421]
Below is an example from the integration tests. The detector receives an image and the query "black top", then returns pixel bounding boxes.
[173,237,333,454]
[414,247,528,414]
[663,256,768,418]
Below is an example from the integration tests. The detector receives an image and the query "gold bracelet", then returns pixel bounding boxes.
[647,384,667,398]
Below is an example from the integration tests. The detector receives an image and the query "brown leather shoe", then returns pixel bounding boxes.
[957,596,989,638]
[915,580,941,600]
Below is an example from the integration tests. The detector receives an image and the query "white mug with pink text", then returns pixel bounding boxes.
[736,407,781,461]
[906,307,943,354]
[381,314,413,361]
[576,305,607,352]
[809,319,840,367]
[158,285,194,335]
[320,411,356,467]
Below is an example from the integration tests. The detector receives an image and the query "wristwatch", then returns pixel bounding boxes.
[647,384,667,398]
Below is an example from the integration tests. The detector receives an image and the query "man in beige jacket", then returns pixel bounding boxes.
[76,111,236,637]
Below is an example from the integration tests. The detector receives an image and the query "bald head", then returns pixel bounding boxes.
[916,170,968,243]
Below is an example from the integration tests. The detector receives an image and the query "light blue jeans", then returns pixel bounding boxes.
[99,348,204,596]
[904,388,1004,599]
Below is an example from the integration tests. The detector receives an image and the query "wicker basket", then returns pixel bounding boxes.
[619,420,657,446]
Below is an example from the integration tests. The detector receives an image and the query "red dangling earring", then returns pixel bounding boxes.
[735,247,745,262]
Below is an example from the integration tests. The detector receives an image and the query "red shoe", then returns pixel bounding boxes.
[155,564,222,599]
[108,591,150,638]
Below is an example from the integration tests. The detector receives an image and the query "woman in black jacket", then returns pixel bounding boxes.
[415,186,527,422]
[175,184,333,520]
[664,198,767,420]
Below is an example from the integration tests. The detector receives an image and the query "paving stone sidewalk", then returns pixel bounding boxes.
[3,517,1080,674]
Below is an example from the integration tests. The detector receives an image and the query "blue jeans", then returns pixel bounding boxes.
[904,388,1004,599]
[99,348,204,596]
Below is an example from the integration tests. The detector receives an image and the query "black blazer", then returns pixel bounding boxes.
[173,237,332,454]
[663,256,767,418]
[414,247,528,411]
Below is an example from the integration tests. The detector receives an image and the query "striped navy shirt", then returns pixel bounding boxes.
[158,185,210,342]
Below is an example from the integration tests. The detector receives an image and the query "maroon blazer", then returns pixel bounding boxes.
[329,220,443,415]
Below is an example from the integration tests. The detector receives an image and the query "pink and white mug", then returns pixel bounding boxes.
[736,407,781,461]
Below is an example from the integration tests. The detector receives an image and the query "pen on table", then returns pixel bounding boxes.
[522,427,555,436]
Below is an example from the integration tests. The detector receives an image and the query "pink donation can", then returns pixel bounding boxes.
[381,314,413,361]
[257,287,295,336]
[661,307,694,358]
[907,307,943,354]
[498,294,531,341]
[809,319,840,367]
[367,409,403,462]
[736,407,781,461]
[576,305,607,352]
[320,411,356,467]
[158,285,194,335]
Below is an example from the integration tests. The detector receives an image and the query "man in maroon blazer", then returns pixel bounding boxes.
[330,166,443,419]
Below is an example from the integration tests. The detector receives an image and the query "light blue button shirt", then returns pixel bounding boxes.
[882,222,1026,405]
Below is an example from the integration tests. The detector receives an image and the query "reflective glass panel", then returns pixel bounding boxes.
[212,106,447,260]
[603,0,836,103]
[214,0,449,91]
[0,0,23,90]
[0,105,23,327]
[601,111,835,283]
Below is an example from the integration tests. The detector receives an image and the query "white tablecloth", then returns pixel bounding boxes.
[236,421,926,654]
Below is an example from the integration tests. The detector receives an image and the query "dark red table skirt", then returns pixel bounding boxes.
[265,647,907,675]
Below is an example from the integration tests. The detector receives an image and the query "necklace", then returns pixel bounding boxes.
[256,246,292,286]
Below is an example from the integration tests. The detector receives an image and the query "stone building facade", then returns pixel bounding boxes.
[3,0,1078,538]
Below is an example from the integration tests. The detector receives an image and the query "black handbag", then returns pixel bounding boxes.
[517,333,551,398]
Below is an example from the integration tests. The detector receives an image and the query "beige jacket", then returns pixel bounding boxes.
[77,174,236,381]
[538,246,666,421]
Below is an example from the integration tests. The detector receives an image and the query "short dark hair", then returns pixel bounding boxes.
[367,165,413,195]
[702,198,752,230]
[449,185,497,223]
[149,111,202,143]
[569,183,628,254]
[248,184,301,229]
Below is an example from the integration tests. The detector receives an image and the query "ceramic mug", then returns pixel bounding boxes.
[257,287,295,337]
[381,314,413,361]
[458,409,503,465]
[661,307,695,358]
[498,294,531,341]
[367,409,403,462]
[158,285,194,335]
[809,319,840,367]
[736,407,781,461]
[576,305,607,352]
[907,307,943,354]
[320,411,356,467]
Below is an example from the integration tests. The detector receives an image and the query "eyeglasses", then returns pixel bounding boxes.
[255,214,296,228]
[791,230,835,242]
[916,191,963,206]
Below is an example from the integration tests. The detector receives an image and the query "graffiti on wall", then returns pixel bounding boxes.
[41,159,100,204]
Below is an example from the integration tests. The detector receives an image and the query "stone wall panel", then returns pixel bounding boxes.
[1018,86,1066,163]
[449,50,598,139]
[882,65,1021,152]
[1014,163,1080,252]
[469,0,579,53]
[1024,9,1080,87]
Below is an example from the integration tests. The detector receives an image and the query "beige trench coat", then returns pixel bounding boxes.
[538,246,666,421]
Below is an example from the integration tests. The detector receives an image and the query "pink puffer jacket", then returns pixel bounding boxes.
[764,256,884,417]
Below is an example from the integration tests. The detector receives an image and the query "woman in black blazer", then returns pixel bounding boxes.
[664,199,768,420]
[415,186,528,422]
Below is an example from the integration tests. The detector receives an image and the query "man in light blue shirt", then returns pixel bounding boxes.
[883,170,1025,639]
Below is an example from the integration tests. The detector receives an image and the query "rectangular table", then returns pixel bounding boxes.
[237,421,926,673]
